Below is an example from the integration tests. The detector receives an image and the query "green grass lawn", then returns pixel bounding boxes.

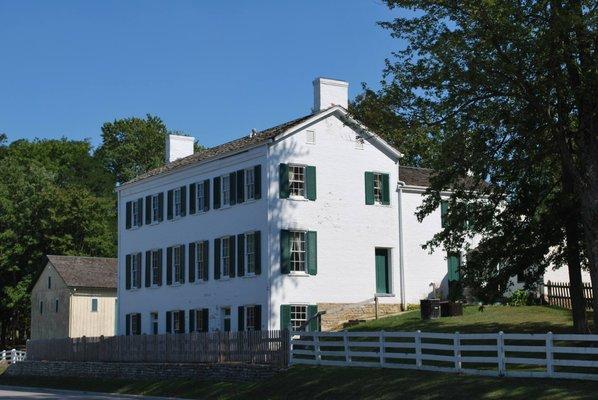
[349,305,588,333]
[2,365,598,400]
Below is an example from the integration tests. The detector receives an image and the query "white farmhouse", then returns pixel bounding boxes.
[116,78,460,334]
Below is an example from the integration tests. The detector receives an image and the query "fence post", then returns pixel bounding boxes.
[454,331,461,372]
[313,332,321,364]
[343,330,350,364]
[415,330,422,368]
[546,331,554,377]
[379,330,385,367]
[497,331,505,376]
[547,280,552,306]
[11,348,16,364]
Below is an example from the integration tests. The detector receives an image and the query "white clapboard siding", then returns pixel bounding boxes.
[290,330,598,382]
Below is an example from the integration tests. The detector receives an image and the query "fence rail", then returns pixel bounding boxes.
[1,349,26,364]
[27,330,289,366]
[290,330,598,381]
[546,281,593,309]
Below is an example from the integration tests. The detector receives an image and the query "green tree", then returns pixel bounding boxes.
[375,0,596,331]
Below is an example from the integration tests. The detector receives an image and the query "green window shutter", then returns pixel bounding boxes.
[213,177,221,209]
[364,172,374,205]
[203,179,211,211]
[188,242,196,283]
[279,163,289,199]
[381,174,390,205]
[236,169,245,204]
[189,183,196,215]
[178,310,186,333]
[448,253,461,281]
[180,245,186,284]
[229,236,236,278]
[136,253,142,287]
[280,230,291,274]
[166,311,172,333]
[254,165,262,199]
[280,305,291,331]
[145,251,151,287]
[254,231,261,275]
[203,240,209,281]
[202,309,209,332]
[166,247,173,285]
[158,192,164,221]
[137,198,144,226]
[237,234,245,277]
[167,190,174,220]
[441,200,448,228]
[125,201,132,229]
[308,305,319,331]
[254,305,262,331]
[125,314,130,336]
[125,254,131,290]
[189,309,195,332]
[214,238,221,280]
[307,231,317,275]
[157,249,163,286]
[306,166,317,201]
[229,171,237,206]
[180,186,187,216]
[145,196,152,224]
[238,306,245,331]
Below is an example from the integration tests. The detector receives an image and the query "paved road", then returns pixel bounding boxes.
[0,386,180,399]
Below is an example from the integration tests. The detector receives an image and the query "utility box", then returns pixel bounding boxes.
[420,299,441,320]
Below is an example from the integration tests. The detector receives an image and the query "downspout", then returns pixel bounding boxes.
[397,173,407,310]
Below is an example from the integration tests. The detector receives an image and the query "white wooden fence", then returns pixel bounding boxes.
[1,349,26,364]
[290,330,598,381]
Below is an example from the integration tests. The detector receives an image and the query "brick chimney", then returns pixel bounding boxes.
[165,134,194,163]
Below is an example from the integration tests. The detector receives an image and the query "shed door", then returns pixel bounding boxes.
[375,249,390,294]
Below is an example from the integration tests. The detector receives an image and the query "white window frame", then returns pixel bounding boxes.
[244,168,255,201]
[290,304,308,331]
[221,236,230,277]
[245,305,258,331]
[173,245,183,284]
[150,312,159,335]
[192,309,204,332]
[288,164,306,198]
[173,310,182,333]
[91,298,98,312]
[196,241,207,282]
[131,201,140,227]
[151,249,160,286]
[221,175,230,206]
[151,194,160,223]
[131,254,140,289]
[174,188,182,217]
[221,307,231,332]
[245,232,256,275]
[196,181,206,213]
[290,230,307,273]
[130,313,141,335]
[373,173,383,204]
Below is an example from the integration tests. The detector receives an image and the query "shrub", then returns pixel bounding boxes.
[507,290,533,306]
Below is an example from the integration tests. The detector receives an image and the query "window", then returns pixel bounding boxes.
[131,254,140,288]
[151,250,160,286]
[246,232,257,275]
[306,130,315,144]
[290,231,306,272]
[373,173,383,204]
[132,200,140,227]
[151,312,159,335]
[151,194,160,222]
[221,237,230,277]
[40,301,43,315]
[289,165,306,197]
[174,245,183,284]
[173,310,182,333]
[221,175,230,206]
[196,181,206,212]
[191,309,208,332]
[91,298,98,312]
[55,299,59,313]
[48,276,51,289]
[245,168,255,201]
[290,305,308,331]
[196,241,207,281]
[174,188,182,217]
[129,313,141,335]
[222,307,231,332]
[245,305,259,331]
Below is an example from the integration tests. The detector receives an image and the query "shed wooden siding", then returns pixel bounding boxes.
[69,291,117,338]
[30,263,70,340]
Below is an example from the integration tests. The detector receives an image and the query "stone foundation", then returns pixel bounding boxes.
[5,361,281,382]
[318,302,403,331]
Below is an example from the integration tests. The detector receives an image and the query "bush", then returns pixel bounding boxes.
[507,290,533,306]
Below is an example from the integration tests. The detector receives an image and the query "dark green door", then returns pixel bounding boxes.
[375,249,390,294]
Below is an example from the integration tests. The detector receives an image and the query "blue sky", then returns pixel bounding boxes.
[0,1,400,148]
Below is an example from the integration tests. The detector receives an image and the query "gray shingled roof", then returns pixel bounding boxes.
[399,166,433,187]
[126,112,316,185]
[47,255,117,289]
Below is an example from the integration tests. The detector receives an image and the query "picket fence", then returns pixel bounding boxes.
[0,349,26,364]
[27,330,288,366]
[546,281,594,310]
[290,330,598,381]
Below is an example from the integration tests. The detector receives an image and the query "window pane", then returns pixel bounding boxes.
[290,231,306,272]
[290,305,307,331]
[245,169,255,200]
[289,165,305,197]
[222,176,230,205]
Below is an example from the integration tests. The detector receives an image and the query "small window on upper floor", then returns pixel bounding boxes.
[221,175,231,206]
[244,168,255,201]
[132,200,140,227]
[373,173,383,204]
[289,165,306,198]
[306,130,315,144]
[91,298,98,312]
[151,194,160,223]
[40,301,43,315]
[174,188,182,217]
[55,299,59,313]
[48,276,51,289]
